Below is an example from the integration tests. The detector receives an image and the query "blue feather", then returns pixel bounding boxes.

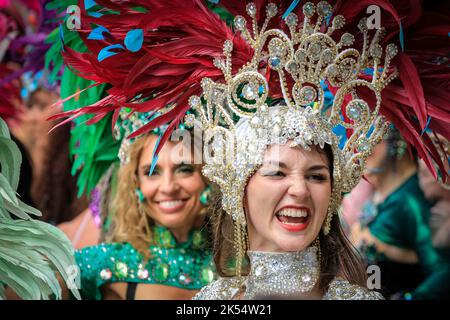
[332,124,347,150]
[88,12,103,18]
[282,0,301,19]
[124,29,144,53]
[149,134,163,176]
[98,44,124,62]
[421,116,432,136]
[84,0,96,10]
[87,26,110,40]
[59,24,65,51]
[85,0,104,17]
[399,22,405,52]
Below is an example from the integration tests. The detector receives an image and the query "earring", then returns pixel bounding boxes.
[192,229,206,249]
[135,189,153,237]
[322,208,333,235]
[322,190,343,235]
[322,198,338,235]
[234,217,247,278]
[199,185,212,205]
[135,188,145,203]
[313,237,322,265]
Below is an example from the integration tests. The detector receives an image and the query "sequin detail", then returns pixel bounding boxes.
[245,247,319,299]
[194,249,382,300]
[76,226,215,299]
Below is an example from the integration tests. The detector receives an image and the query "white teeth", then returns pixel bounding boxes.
[281,222,302,225]
[159,200,185,209]
[277,209,308,217]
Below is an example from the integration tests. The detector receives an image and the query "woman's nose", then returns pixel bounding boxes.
[158,172,180,194]
[287,177,310,199]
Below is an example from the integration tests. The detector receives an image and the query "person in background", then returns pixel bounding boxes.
[351,128,450,299]
[12,88,89,225]
[417,138,450,297]
[341,179,373,234]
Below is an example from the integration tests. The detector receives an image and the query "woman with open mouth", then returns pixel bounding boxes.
[194,105,382,300]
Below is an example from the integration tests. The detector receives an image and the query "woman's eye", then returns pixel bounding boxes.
[261,170,285,177]
[176,164,195,174]
[145,169,159,176]
[309,174,328,182]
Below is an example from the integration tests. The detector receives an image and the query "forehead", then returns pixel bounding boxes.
[262,143,329,167]
[139,135,193,165]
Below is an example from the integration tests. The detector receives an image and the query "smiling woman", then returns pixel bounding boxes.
[74,127,216,300]
[110,133,208,257]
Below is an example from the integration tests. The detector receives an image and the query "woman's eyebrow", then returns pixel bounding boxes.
[140,164,159,173]
[262,162,329,171]
[175,160,193,165]
[174,162,194,169]
[307,164,329,171]
[262,160,287,169]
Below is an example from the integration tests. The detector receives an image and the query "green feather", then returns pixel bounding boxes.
[44,1,122,198]
[0,135,21,192]
[0,118,80,300]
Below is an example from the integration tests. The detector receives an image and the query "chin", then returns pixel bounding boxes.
[270,220,321,252]
[273,234,311,252]
[153,211,189,229]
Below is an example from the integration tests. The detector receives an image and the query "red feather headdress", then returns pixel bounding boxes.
[53,0,450,181]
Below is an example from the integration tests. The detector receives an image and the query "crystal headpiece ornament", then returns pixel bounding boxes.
[185,1,398,229]
[114,109,159,165]
[114,108,192,165]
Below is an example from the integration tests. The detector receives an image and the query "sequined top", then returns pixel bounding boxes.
[75,226,216,300]
[193,276,382,300]
[193,249,382,300]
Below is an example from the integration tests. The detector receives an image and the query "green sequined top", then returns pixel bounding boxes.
[360,174,450,299]
[75,226,216,300]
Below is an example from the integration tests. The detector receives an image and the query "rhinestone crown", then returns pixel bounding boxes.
[185,1,398,223]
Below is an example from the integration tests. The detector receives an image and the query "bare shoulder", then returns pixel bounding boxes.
[136,284,198,300]
[102,282,199,300]
[323,277,384,300]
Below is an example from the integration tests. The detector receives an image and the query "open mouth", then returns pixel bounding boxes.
[275,208,311,232]
[156,199,188,212]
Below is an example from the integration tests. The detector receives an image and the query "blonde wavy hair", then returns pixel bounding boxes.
[107,134,155,259]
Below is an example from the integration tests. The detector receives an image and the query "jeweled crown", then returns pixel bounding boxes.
[184,1,398,224]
